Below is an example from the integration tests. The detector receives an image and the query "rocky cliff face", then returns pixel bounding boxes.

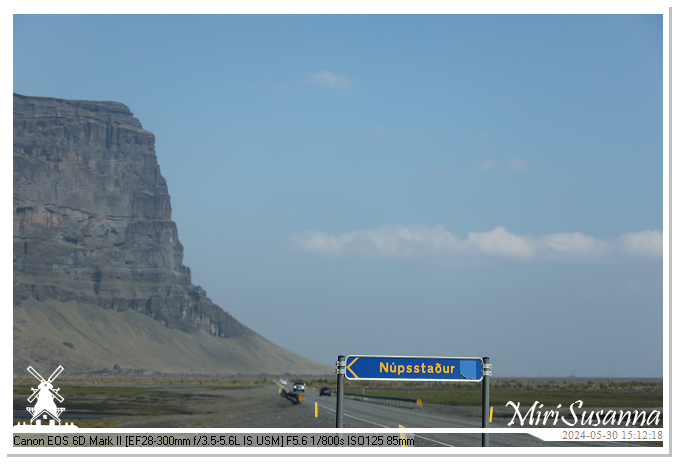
[13,93,247,338]
[13,93,331,376]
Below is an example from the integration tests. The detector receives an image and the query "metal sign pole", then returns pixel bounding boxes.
[482,357,491,447]
[336,355,345,428]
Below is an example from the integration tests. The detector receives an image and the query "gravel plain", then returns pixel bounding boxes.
[14,379,332,429]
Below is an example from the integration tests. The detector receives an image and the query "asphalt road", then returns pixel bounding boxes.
[282,385,654,448]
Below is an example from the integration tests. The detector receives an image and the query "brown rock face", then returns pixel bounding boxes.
[13,93,248,340]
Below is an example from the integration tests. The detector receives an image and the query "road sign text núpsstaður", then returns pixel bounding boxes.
[344,356,483,381]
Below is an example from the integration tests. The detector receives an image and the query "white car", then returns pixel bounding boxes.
[293,382,306,392]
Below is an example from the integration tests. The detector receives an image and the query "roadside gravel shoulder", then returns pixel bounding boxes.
[85,383,323,428]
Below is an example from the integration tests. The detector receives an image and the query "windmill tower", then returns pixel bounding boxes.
[26,366,65,425]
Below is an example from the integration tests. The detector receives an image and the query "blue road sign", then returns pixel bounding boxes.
[344,356,483,382]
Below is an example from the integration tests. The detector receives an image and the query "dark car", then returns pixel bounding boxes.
[319,387,331,397]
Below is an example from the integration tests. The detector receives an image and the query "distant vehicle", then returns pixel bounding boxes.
[293,382,306,392]
[319,387,331,397]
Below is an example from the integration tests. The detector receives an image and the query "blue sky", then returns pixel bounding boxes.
[12,12,666,377]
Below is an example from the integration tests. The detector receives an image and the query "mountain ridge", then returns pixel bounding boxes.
[13,93,332,377]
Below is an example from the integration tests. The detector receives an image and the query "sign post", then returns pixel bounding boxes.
[337,355,491,447]
[482,357,491,447]
[335,355,345,428]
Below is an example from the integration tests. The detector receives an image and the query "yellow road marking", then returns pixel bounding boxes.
[272,379,283,393]
[399,425,408,447]
[346,357,359,378]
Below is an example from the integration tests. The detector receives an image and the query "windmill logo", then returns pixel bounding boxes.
[14,365,78,429]
[25,365,66,425]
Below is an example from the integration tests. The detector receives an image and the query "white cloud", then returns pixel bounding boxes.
[618,230,663,257]
[288,230,343,255]
[476,159,498,171]
[289,225,662,262]
[305,71,357,92]
[508,158,533,170]
[467,227,533,258]
[530,232,609,260]
[248,79,267,89]
[474,132,489,144]
[289,225,465,258]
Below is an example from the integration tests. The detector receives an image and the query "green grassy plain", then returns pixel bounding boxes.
[12,377,270,427]
[13,376,662,428]
[341,378,663,409]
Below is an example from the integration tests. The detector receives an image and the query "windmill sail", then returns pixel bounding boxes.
[27,366,44,382]
[48,366,64,383]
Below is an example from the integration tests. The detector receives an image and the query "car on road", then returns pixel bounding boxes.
[293,382,306,392]
[319,387,331,397]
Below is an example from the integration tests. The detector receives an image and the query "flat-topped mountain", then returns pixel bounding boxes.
[13,93,332,377]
